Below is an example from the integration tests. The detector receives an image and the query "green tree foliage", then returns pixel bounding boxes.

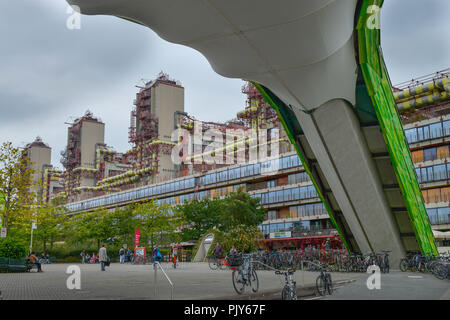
[177,198,222,241]
[64,201,184,252]
[219,188,266,231]
[110,205,139,246]
[133,201,185,251]
[0,142,36,235]
[66,207,116,249]
[34,205,69,251]
[215,225,264,254]
[179,188,266,253]
[0,237,28,258]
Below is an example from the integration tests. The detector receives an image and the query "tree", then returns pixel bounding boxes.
[0,142,36,236]
[34,205,68,251]
[66,207,116,249]
[177,198,222,241]
[110,205,139,246]
[220,188,266,231]
[217,225,264,253]
[133,201,185,251]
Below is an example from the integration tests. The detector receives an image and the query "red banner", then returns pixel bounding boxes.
[134,228,141,249]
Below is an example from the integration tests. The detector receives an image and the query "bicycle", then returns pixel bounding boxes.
[231,254,259,295]
[275,268,297,300]
[433,261,450,280]
[315,263,333,296]
[208,255,229,270]
[377,250,390,274]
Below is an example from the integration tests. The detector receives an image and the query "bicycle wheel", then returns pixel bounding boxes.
[316,275,326,296]
[208,257,218,270]
[281,285,297,300]
[281,286,289,300]
[250,270,259,293]
[417,262,425,273]
[290,284,298,300]
[399,259,409,272]
[326,274,333,295]
[433,263,447,280]
[232,270,245,294]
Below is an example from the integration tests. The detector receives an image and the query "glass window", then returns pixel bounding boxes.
[284,188,292,202]
[424,148,437,162]
[444,121,450,137]
[405,128,417,143]
[423,125,430,140]
[429,123,443,139]
[293,188,300,200]
[416,127,424,142]
[415,168,421,183]
[266,180,276,189]
[292,173,298,184]
[434,164,447,181]
[276,190,284,203]
[235,168,241,179]
[426,167,433,182]
[437,207,450,224]
[267,210,277,220]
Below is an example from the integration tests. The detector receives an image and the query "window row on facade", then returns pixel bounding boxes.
[157,184,246,206]
[259,219,332,235]
[422,187,450,204]
[265,203,327,221]
[405,120,450,144]
[66,177,195,211]
[415,163,450,184]
[427,207,450,225]
[411,145,450,163]
[251,185,319,205]
[66,154,304,212]
[199,154,302,185]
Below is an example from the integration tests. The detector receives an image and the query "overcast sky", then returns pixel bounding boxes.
[0,0,449,169]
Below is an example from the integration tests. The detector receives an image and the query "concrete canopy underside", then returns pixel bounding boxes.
[66,0,436,264]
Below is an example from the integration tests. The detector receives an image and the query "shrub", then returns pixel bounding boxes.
[0,238,28,259]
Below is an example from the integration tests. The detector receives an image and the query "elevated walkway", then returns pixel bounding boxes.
[66,0,438,265]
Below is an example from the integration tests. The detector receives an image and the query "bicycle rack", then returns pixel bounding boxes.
[154,262,174,300]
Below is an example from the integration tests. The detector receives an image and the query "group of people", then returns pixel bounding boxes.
[151,243,182,268]
[212,242,238,259]
[80,246,109,271]
[118,247,134,264]
[80,250,100,264]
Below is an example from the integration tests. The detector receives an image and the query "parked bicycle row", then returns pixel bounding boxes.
[399,251,450,280]
[219,249,392,274]
[208,251,334,300]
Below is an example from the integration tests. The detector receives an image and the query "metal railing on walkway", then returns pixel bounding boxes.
[154,261,174,300]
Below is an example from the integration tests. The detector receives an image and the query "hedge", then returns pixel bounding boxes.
[0,238,28,259]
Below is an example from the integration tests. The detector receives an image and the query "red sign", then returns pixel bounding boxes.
[134,228,141,249]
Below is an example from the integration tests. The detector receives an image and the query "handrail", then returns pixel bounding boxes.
[154,261,174,300]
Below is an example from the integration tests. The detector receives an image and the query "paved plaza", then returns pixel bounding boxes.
[0,262,448,300]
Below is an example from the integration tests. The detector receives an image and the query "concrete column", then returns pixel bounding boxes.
[293,99,406,266]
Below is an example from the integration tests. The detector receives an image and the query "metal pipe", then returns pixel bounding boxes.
[154,261,174,300]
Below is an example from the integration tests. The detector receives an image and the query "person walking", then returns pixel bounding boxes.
[153,245,162,269]
[172,243,181,269]
[99,244,108,272]
[80,250,86,264]
[119,247,125,264]
[213,242,223,260]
